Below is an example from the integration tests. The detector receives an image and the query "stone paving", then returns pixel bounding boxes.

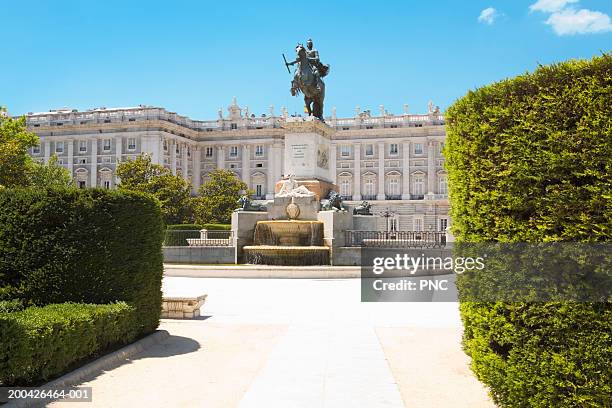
[51,277,495,408]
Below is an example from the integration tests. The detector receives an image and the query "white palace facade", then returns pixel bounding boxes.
[24,98,449,232]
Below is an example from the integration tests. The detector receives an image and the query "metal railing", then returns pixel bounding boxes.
[345,230,446,248]
[163,229,233,247]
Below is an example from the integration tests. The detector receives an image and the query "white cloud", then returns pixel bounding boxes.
[478,7,499,25]
[529,0,612,35]
[545,8,612,35]
[529,0,578,13]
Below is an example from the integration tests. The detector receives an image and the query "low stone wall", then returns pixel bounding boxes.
[333,247,362,266]
[163,246,235,264]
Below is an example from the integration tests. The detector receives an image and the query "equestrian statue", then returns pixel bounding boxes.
[283,38,330,121]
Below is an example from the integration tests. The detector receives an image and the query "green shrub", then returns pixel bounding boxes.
[166,224,202,231]
[201,223,231,231]
[166,224,230,231]
[0,188,164,336]
[0,302,136,385]
[0,299,24,313]
[445,54,612,407]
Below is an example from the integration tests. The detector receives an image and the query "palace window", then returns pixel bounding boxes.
[128,138,136,151]
[438,142,445,154]
[55,141,64,153]
[413,217,423,231]
[205,147,213,157]
[229,164,237,169]
[230,123,238,130]
[255,145,264,157]
[389,143,398,155]
[340,145,351,157]
[256,163,263,168]
[79,158,87,164]
[32,145,40,154]
[163,140,168,151]
[438,175,448,195]
[387,176,400,196]
[340,179,351,197]
[439,218,449,232]
[413,174,424,195]
[79,140,87,152]
[103,139,111,151]
[230,146,238,157]
[256,184,263,197]
[365,144,374,156]
[414,143,423,154]
[187,147,191,157]
[364,178,376,197]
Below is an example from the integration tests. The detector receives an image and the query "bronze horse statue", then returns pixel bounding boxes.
[287,44,326,121]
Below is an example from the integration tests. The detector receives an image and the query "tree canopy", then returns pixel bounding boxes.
[0,115,72,189]
[192,169,249,224]
[116,154,192,225]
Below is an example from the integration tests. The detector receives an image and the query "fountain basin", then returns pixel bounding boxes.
[243,245,330,266]
[253,220,324,246]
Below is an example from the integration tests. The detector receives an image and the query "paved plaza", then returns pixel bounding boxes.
[51,276,495,408]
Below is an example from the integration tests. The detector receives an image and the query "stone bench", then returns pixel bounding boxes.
[161,295,207,319]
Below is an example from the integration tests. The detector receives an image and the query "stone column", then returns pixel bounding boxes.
[115,136,122,184]
[216,146,225,170]
[44,140,51,163]
[170,140,177,175]
[266,144,276,199]
[377,142,386,200]
[90,138,97,187]
[181,144,189,181]
[192,147,201,193]
[427,140,435,194]
[115,136,122,164]
[66,139,74,176]
[330,144,337,184]
[241,145,250,189]
[353,143,361,201]
[402,140,411,200]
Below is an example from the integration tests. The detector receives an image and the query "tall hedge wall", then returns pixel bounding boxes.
[0,188,165,335]
[445,54,611,407]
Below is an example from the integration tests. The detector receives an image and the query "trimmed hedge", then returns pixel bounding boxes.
[0,188,165,336]
[445,54,611,407]
[166,223,231,231]
[0,302,136,385]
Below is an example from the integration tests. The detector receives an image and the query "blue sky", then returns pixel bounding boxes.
[1,0,610,119]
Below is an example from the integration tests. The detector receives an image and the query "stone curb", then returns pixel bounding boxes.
[3,330,170,408]
[164,264,452,279]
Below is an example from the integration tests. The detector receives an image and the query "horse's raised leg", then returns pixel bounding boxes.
[304,97,313,117]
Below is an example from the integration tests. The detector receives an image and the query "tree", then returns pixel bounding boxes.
[192,169,249,224]
[0,115,38,187]
[0,114,72,189]
[28,155,73,188]
[116,154,192,225]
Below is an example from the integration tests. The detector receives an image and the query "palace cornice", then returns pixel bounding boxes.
[332,125,446,140]
[282,119,336,138]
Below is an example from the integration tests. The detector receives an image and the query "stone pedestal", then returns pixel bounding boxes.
[317,210,353,265]
[282,117,335,183]
[353,215,378,231]
[275,178,337,201]
[232,210,269,263]
[267,195,320,221]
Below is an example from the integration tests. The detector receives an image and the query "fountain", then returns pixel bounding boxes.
[232,120,352,266]
[243,220,330,265]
